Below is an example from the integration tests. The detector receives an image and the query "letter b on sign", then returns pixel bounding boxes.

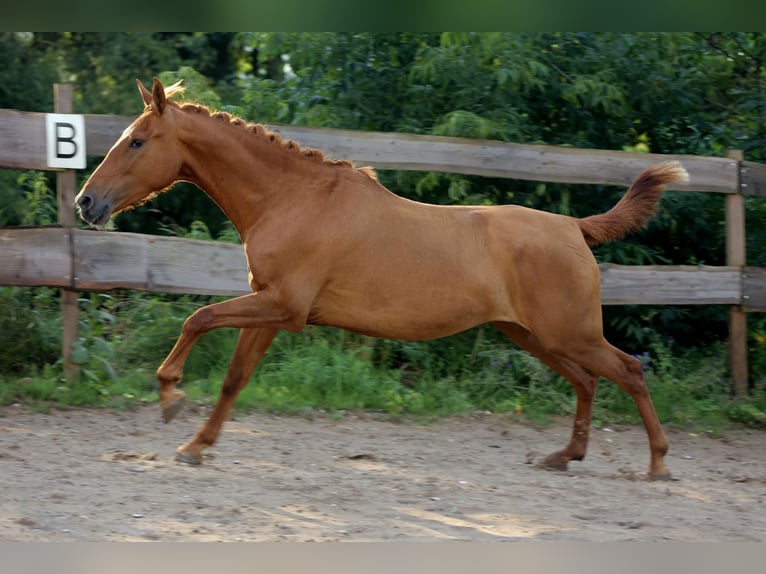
[46,114,86,169]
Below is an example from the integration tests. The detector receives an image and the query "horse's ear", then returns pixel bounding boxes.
[151,77,167,115]
[137,79,154,108]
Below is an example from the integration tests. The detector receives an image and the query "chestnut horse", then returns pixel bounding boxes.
[76,78,688,479]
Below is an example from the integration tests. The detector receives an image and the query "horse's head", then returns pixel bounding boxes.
[75,77,185,226]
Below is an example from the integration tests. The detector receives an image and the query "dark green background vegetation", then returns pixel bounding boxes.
[1,32,766,428]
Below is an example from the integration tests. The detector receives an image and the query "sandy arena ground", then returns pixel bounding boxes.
[1,403,765,541]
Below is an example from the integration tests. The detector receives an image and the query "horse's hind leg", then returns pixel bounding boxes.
[494,322,599,471]
[175,327,277,465]
[570,341,670,480]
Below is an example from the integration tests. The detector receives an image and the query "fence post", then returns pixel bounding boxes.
[54,83,80,381]
[725,149,748,396]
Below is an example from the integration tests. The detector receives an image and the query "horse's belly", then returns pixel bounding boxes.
[308,284,513,341]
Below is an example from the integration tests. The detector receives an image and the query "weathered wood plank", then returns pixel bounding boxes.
[598,263,741,305]
[743,267,766,311]
[0,227,72,287]
[0,109,743,193]
[84,113,132,155]
[0,110,134,165]
[72,229,250,296]
[1,227,746,305]
[0,110,49,170]
[741,161,766,197]
[267,124,739,193]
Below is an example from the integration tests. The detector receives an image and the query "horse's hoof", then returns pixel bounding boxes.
[540,453,569,472]
[175,450,202,466]
[161,396,186,424]
[647,471,674,482]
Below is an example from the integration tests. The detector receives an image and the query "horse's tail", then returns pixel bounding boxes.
[577,161,689,246]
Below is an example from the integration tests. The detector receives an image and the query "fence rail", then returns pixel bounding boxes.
[0,109,748,193]
[2,227,757,307]
[2,90,766,392]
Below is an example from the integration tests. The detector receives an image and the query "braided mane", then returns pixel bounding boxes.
[164,86,377,181]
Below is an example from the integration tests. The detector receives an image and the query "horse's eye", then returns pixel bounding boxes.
[129,139,145,149]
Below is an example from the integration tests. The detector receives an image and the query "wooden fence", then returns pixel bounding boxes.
[2,85,766,393]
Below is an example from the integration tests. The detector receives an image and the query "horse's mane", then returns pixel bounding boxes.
[164,86,377,181]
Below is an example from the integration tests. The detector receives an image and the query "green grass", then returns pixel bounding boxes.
[1,327,764,435]
[1,286,766,432]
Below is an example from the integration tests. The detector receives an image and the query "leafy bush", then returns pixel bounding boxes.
[0,287,61,374]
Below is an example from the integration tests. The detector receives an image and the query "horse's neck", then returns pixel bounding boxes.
[174,110,381,238]
[176,114,286,231]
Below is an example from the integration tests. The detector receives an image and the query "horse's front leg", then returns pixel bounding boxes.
[156,289,304,425]
[175,327,278,465]
[156,332,197,424]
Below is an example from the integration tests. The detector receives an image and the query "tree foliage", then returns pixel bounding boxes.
[2,32,766,352]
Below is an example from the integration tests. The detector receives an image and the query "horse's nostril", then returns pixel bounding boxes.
[77,193,94,210]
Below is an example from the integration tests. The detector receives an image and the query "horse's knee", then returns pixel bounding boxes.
[183,308,213,336]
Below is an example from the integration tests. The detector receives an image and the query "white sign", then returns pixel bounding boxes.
[45,114,86,169]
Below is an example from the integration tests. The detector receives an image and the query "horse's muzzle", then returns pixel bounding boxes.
[75,192,112,226]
